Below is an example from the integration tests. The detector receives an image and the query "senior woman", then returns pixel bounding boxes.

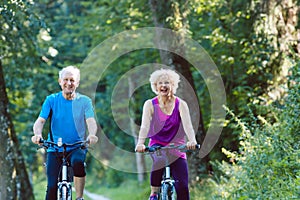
[135,68,198,200]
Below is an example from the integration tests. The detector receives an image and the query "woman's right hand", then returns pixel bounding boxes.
[135,144,146,152]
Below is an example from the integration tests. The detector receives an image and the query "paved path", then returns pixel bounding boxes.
[84,190,110,200]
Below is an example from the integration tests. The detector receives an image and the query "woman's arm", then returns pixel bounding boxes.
[135,99,153,152]
[179,99,197,148]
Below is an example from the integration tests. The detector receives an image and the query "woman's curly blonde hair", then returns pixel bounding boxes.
[149,68,180,94]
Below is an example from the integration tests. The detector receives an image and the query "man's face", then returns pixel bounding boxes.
[58,72,79,95]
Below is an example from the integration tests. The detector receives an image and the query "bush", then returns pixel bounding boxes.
[210,66,300,199]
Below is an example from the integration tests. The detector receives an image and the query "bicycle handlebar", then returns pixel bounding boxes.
[38,139,89,149]
[145,144,200,153]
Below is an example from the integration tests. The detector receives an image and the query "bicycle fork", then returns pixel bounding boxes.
[161,165,175,199]
[57,158,72,200]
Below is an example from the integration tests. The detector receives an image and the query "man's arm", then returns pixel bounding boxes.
[86,117,98,144]
[32,117,46,144]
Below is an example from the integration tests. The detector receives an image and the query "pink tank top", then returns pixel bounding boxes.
[148,97,186,159]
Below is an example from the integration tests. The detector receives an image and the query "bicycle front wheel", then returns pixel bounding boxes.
[57,184,72,200]
[160,183,176,200]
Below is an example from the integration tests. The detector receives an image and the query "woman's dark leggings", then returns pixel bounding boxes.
[45,149,86,200]
[150,155,190,200]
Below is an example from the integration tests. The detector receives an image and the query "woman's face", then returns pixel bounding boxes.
[155,75,173,96]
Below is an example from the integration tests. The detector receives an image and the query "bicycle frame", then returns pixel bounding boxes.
[39,139,88,200]
[58,144,73,200]
[145,144,200,200]
[161,156,176,200]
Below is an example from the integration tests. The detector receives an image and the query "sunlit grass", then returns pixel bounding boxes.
[86,179,149,200]
[32,174,93,200]
[85,175,216,200]
[33,171,216,200]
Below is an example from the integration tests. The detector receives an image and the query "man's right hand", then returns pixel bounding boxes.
[31,135,43,144]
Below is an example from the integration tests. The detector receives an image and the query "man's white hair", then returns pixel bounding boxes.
[59,66,80,81]
[149,68,180,94]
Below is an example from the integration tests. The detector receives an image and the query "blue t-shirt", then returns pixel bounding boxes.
[39,92,95,152]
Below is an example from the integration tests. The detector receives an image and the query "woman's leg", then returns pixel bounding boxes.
[150,168,164,194]
[150,151,167,197]
[171,158,189,200]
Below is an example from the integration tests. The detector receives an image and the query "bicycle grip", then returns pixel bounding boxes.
[145,146,160,152]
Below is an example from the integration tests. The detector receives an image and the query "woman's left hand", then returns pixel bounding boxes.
[186,141,197,150]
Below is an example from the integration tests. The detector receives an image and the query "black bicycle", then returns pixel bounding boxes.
[38,138,89,200]
[145,144,200,200]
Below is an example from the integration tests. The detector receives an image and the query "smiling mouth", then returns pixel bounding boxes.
[66,86,74,90]
[160,88,168,93]
[65,87,74,93]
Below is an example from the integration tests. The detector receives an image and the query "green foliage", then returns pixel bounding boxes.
[210,66,300,199]
[104,168,125,188]
[1,0,56,177]
[188,0,297,166]
[2,0,299,197]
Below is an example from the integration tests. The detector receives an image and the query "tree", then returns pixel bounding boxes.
[0,63,35,200]
[187,0,300,197]
[149,0,208,177]
[250,0,299,102]
[0,0,45,199]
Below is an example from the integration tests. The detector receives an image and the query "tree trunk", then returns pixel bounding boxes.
[149,0,211,179]
[253,0,299,101]
[128,77,147,183]
[0,61,35,200]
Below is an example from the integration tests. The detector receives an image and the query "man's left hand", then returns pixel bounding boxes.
[87,135,98,145]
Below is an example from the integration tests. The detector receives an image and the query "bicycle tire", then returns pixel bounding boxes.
[160,183,176,200]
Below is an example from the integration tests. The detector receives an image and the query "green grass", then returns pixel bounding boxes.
[32,173,47,200]
[33,174,93,200]
[32,169,149,200]
[33,173,216,200]
[85,177,217,200]
[85,179,149,200]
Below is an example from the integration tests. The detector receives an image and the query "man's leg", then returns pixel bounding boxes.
[70,149,87,199]
[46,152,61,200]
[74,176,85,198]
